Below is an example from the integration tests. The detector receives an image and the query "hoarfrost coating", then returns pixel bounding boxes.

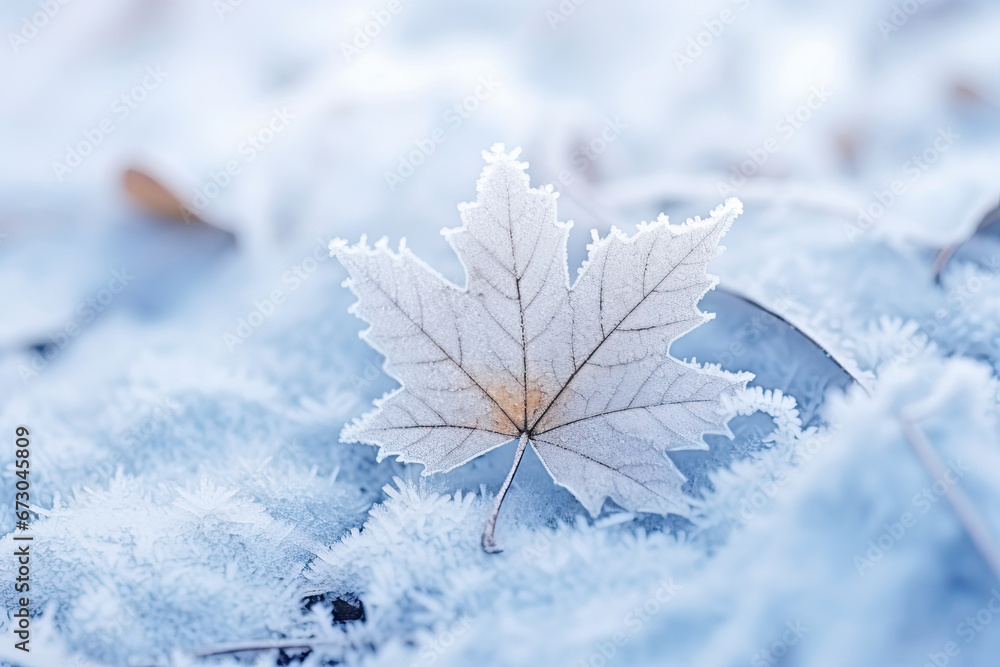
[332,146,750,533]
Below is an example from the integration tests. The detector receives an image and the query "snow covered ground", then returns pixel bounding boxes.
[2,0,1000,665]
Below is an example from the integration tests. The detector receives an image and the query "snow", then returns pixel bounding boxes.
[3,0,1000,665]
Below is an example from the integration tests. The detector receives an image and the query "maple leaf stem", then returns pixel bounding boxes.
[482,431,530,553]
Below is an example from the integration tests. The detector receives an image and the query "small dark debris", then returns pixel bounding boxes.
[302,592,366,624]
[276,646,312,666]
[27,341,58,358]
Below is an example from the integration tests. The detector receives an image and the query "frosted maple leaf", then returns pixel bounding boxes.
[331,144,751,551]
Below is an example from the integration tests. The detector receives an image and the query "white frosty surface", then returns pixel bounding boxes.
[2,0,1000,665]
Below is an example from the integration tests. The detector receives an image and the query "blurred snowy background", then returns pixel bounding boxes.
[3,0,1000,665]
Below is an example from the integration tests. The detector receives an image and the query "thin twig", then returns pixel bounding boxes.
[190,638,344,658]
[594,171,928,235]
[899,417,1000,585]
[932,198,1000,280]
